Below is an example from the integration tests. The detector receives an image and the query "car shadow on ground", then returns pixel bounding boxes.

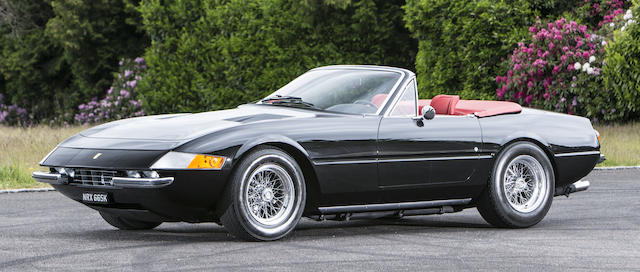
[56,215,493,243]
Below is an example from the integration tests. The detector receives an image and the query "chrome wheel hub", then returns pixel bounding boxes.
[503,155,547,213]
[244,163,295,226]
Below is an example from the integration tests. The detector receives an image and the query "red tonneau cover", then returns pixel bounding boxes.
[418,98,521,118]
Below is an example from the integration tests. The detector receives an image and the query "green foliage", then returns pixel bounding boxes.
[403,0,581,100]
[46,0,148,111]
[0,0,71,121]
[137,0,416,114]
[0,0,147,123]
[603,3,640,118]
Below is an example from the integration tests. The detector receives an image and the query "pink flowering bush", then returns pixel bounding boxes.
[0,93,29,126]
[496,16,624,121]
[74,58,146,124]
[574,0,628,28]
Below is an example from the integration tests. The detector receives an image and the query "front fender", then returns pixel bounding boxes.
[234,134,309,161]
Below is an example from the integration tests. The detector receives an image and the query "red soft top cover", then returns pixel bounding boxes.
[418,98,521,117]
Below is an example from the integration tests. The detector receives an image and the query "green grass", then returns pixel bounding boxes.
[0,125,86,190]
[0,122,638,189]
[594,122,640,167]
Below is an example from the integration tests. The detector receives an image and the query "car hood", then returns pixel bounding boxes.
[58,104,316,150]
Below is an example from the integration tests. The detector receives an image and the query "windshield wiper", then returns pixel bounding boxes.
[260,95,317,109]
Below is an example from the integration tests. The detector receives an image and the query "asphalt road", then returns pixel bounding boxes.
[1,169,639,271]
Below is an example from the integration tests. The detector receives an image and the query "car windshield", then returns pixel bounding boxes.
[260,69,402,114]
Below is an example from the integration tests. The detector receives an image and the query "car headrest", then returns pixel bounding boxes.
[430,95,460,115]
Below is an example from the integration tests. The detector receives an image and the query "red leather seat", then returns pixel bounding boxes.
[371,94,388,107]
[430,95,460,115]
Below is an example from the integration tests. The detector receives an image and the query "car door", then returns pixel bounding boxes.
[377,79,484,190]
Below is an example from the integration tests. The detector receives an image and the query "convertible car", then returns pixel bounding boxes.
[33,65,603,241]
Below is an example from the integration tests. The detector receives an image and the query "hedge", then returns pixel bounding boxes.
[137,0,416,114]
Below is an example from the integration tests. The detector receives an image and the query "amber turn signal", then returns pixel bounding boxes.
[187,155,225,169]
[595,130,600,143]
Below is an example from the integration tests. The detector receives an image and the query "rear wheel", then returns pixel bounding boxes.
[477,141,554,228]
[99,212,162,230]
[220,147,306,241]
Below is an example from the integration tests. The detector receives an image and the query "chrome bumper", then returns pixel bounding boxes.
[32,171,174,189]
[32,172,68,185]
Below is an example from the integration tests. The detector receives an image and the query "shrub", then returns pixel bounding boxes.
[572,0,628,28]
[0,93,29,126]
[0,0,147,124]
[603,4,640,117]
[403,0,583,100]
[495,17,619,121]
[137,0,416,114]
[74,58,145,124]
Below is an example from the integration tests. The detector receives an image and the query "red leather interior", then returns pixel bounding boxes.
[418,99,431,114]
[371,94,388,107]
[374,93,522,117]
[455,100,522,117]
[430,95,460,115]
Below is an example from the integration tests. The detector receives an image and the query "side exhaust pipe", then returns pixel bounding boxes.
[555,180,590,197]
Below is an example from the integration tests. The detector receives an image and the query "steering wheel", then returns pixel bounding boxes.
[354,100,378,109]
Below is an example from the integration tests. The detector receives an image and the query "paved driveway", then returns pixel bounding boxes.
[1,169,639,271]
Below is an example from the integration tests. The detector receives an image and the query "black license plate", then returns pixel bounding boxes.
[82,192,109,204]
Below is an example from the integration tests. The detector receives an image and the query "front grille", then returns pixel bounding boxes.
[70,169,120,186]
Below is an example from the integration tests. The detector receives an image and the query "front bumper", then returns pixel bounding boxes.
[33,171,174,189]
[33,169,231,223]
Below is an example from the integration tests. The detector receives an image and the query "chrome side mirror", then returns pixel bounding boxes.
[421,105,436,120]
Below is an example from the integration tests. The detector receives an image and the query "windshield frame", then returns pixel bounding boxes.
[260,66,408,116]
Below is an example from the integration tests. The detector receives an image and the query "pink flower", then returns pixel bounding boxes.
[543,93,551,100]
[579,25,587,33]
[527,81,534,89]
[582,51,590,58]
[525,95,533,104]
[529,26,538,33]
[548,42,555,50]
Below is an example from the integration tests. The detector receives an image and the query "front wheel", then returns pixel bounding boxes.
[477,141,555,228]
[220,147,306,241]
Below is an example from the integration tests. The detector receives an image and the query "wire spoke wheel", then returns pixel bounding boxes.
[503,155,547,213]
[243,163,295,226]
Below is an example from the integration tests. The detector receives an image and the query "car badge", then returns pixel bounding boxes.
[93,153,102,160]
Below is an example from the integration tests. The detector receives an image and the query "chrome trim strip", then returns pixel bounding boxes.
[554,151,600,157]
[111,177,174,189]
[379,155,492,163]
[313,159,377,166]
[318,198,472,214]
[313,155,493,166]
[32,172,67,185]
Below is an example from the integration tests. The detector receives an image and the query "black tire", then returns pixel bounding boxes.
[477,141,555,228]
[99,212,162,230]
[219,147,306,241]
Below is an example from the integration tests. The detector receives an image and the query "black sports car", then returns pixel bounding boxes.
[34,65,603,241]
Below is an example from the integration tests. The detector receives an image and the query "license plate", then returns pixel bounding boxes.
[82,192,109,203]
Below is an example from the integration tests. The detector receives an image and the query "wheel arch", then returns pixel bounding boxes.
[232,135,321,214]
[497,137,559,185]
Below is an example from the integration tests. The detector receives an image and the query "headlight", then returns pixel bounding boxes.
[151,152,227,170]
